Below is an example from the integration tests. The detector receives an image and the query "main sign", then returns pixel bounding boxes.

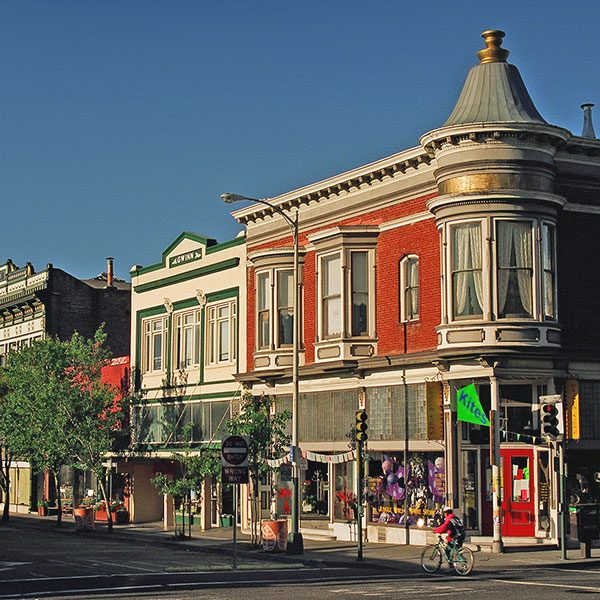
[221,435,249,484]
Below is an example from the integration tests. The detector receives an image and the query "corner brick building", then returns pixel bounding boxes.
[231,30,600,546]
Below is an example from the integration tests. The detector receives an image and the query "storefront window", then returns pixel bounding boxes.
[461,450,478,530]
[334,461,356,521]
[367,452,445,525]
[301,461,328,516]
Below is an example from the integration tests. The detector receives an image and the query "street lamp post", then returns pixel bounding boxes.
[221,192,304,555]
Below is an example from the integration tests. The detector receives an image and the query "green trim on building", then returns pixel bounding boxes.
[206,235,245,254]
[205,287,238,303]
[134,305,168,372]
[131,231,244,277]
[172,297,200,312]
[133,258,240,293]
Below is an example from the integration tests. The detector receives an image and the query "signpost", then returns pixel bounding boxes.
[221,435,249,569]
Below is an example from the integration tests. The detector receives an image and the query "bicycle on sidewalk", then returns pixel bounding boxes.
[420,535,474,575]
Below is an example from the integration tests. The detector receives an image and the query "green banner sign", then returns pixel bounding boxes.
[457,383,490,427]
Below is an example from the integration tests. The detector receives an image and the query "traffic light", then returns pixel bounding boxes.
[355,409,368,443]
[539,395,564,440]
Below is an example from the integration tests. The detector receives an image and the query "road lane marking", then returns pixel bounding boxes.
[491,578,600,592]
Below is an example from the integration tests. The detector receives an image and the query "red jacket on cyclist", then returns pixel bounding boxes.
[434,506,457,542]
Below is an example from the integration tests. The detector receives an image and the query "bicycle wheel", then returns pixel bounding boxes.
[453,546,474,575]
[420,545,443,573]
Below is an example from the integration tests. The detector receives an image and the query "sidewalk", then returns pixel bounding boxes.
[8,512,600,575]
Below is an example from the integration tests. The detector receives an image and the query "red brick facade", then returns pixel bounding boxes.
[246,193,439,369]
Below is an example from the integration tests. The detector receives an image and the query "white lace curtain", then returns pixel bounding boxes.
[497,221,532,316]
[453,223,483,316]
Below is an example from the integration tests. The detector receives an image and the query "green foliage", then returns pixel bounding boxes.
[152,444,221,499]
[1,328,129,526]
[226,392,291,485]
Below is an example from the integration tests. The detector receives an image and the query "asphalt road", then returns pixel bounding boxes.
[3,520,600,599]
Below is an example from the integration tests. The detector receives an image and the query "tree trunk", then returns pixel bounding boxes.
[187,493,192,538]
[97,476,113,533]
[0,450,10,522]
[53,470,62,528]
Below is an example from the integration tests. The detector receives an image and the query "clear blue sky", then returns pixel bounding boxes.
[2,1,598,280]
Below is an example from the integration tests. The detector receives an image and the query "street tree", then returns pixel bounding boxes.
[3,328,126,530]
[152,424,221,538]
[227,392,291,545]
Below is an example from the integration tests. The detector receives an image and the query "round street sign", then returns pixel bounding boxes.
[221,435,249,467]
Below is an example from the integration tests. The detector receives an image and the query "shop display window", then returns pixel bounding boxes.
[367,452,445,525]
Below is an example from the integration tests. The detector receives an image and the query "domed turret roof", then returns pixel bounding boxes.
[444,30,546,127]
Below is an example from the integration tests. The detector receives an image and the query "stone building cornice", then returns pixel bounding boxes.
[231,146,433,226]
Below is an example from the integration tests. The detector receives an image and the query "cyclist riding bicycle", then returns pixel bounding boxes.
[433,505,465,561]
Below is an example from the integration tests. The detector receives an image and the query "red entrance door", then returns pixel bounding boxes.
[501,448,535,537]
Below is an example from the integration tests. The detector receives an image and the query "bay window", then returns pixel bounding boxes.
[317,247,375,341]
[452,222,483,319]
[277,270,294,346]
[322,254,342,338]
[351,251,369,336]
[257,272,270,350]
[445,217,558,328]
[255,267,302,351]
[541,223,556,320]
[497,221,533,318]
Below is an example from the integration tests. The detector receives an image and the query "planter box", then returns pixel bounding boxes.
[74,507,95,531]
[94,509,109,522]
[219,516,233,527]
[175,513,199,525]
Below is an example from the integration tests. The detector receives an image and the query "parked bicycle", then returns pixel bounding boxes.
[420,535,474,575]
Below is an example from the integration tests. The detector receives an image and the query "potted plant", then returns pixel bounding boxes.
[115,506,129,525]
[219,513,233,527]
[37,500,49,517]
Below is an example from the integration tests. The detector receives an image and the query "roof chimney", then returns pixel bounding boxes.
[106,257,114,288]
[581,103,596,138]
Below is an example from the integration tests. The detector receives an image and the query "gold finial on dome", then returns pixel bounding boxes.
[477,29,510,64]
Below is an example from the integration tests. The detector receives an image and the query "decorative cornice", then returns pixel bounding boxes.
[427,190,567,213]
[420,123,570,156]
[231,147,433,225]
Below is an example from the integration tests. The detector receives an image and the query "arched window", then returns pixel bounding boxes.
[400,255,419,322]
